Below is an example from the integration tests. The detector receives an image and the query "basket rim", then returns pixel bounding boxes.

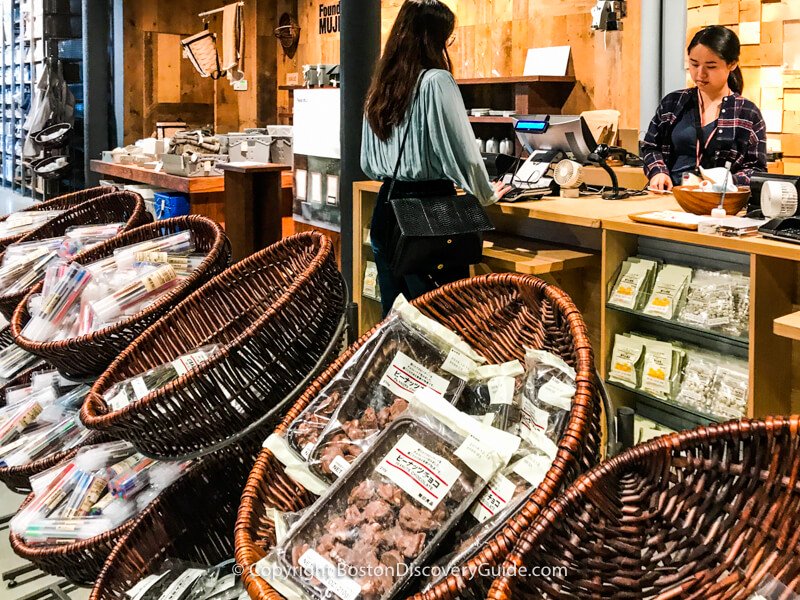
[486,416,796,598]
[10,215,228,350]
[81,231,338,431]
[0,190,148,305]
[234,272,600,600]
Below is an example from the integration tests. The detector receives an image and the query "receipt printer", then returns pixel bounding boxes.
[748,173,800,219]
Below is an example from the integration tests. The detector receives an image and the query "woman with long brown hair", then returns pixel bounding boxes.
[361,0,508,315]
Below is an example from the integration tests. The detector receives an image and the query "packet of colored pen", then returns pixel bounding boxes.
[9,441,136,535]
[2,237,64,266]
[0,210,65,237]
[0,248,60,294]
[0,344,42,380]
[113,230,196,270]
[22,263,93,342]
[0,418,90,468]
[21,516,114,545]
[90,263,178,323]
[102,344,220,411]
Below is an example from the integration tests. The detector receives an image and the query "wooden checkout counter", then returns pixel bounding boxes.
[353,165,800,431]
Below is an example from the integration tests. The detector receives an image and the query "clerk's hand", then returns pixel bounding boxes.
[492,180,513,200]
[649,173,673,192]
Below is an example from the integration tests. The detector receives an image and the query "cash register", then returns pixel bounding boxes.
[500,115,598,202]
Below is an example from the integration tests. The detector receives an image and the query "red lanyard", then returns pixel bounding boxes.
[695,88,725,169]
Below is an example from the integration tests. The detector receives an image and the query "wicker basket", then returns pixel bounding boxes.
[0,190,151,321]
[88,430,266,600]
[0,365,110,495]
[235,273,603,600]
[80,231,346,459]
[487,416,800,599]
[10,425,266,587]
[11,216,231,379]
[0,186,111,253]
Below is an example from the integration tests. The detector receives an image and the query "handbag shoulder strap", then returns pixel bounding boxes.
[388,69,428,199]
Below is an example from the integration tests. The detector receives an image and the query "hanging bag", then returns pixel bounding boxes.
[387,70,494,277]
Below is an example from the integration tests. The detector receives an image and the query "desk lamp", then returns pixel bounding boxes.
[587,144,630,200]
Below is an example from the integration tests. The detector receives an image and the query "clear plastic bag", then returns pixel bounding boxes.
[515,349,576,445]
[102,344,220,412]
[678,270,744,332]
[12,440,192,545]
[708,363,748,420]
[23,263,93,342]
[272,411,502,600]
[460,360,525,432]
[0,210,65,238]
[674,351,720,412]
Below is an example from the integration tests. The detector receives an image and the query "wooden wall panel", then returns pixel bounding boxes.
[284,0,641,129]
[125,0,278,141]
[688,1,800,174]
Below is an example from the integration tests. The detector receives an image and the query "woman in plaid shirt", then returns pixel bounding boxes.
[642,26,766,191]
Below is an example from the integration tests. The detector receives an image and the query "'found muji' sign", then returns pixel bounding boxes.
[319,2,340,34]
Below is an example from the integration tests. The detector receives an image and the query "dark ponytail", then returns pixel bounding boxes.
[688,25,744,94]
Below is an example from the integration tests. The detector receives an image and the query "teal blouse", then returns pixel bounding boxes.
[360,69,497,206]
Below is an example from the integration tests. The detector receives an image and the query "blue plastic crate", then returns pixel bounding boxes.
[153,191,190,220]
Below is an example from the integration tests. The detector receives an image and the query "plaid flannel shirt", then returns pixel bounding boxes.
[642,88,767,186]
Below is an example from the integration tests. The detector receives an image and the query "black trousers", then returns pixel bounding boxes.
[370,179,469,317]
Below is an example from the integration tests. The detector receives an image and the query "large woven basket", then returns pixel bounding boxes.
[0,190,151,321]
[9,426,265,587]
[88,429,266,600]
[11,215,231,379]
[0,364,109,495]
[80,231,346,459]
[235,273,603,600]
[0,186,111,253]
[487,416,800,599]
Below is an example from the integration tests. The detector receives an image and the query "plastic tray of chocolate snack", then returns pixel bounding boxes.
[302,322,468,483]
[285,316,466,471]
[277,414,486,600]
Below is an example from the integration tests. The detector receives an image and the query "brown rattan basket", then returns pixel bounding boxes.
[0,365,109,495]
[0,186,112,253]
[487,416,800,599]
[80,231,346,459]
[235,273,603,600]
[9,425,265,587]
[11,215,231,379]
[88,429,267,600]
[0,190,151,321]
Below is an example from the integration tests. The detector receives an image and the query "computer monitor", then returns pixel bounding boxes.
[513,115,597,165]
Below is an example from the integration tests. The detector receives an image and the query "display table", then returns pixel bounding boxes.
[353,179,800,428]
[90,160,293,260]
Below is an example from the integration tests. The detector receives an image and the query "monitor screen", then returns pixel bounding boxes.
[513,115,598,164]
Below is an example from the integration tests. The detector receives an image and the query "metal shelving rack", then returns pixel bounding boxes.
[0,0,84,199]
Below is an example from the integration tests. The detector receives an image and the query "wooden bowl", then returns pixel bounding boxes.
[672,185,751,215]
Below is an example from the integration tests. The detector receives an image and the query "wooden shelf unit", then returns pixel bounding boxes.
[353,179,800,427]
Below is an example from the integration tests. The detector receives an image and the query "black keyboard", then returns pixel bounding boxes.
[501,187,552,202]
[774,228,800,241]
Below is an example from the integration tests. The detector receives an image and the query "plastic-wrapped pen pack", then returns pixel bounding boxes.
[21,231,204,342]
[11,440,191,545]
[0,223,123,298]
[269,295,486,493]
[0,210,66,238]
[123,559,245,600]
[0,371,93,469]
[265,406,506,600]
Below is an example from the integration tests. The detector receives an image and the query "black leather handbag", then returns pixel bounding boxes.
[387,71,494,277]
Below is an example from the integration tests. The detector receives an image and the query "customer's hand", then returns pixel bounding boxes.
[649,173,673,192]
[493,180,513,201]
